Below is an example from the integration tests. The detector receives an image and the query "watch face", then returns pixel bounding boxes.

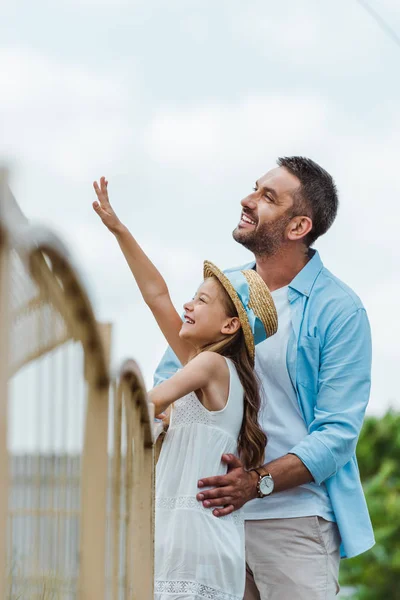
[260,476,274,496]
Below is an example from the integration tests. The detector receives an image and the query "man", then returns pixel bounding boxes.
[154,156,374,599]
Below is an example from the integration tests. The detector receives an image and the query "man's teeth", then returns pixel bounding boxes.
[242,214,256,225]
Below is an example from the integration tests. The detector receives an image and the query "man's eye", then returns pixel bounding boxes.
[252,186,257,192]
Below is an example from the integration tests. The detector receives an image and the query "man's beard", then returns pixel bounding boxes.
[232,211,294,257]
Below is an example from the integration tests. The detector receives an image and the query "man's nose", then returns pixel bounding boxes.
[241,193,257,210]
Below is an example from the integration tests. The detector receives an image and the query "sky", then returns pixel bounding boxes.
[1,0,400,419]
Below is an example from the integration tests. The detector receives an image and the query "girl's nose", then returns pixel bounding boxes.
[183,300,194,312]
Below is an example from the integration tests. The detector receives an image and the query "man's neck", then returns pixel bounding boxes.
[255,246,311,292]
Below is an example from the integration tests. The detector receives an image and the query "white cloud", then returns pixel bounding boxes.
[229,0,400,73]
[146,95,327,170]
[0,48,132,180]
[364,279,400,414]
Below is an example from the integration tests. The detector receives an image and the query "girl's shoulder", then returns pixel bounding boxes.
[190,351,231,380]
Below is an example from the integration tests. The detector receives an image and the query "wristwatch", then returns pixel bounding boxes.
[253,469,274,498]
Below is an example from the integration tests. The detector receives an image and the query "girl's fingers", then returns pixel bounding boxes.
[93,179,109,208]
[93,181,105,203]
[92,201,104,215]
[99,178,110,205]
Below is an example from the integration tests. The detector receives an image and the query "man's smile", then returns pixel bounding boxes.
[239,212,257,228]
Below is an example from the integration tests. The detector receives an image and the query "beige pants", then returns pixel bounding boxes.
[244,516,341,600]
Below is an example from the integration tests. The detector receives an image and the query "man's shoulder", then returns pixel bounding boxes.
[223,256,366,315]
[223,260,255,274]
[306,266,371,352]
[314,266,365,312]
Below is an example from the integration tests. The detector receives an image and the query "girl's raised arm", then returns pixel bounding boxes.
[92,176,192,365]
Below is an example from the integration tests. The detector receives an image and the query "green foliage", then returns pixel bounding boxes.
[340,411,400,599]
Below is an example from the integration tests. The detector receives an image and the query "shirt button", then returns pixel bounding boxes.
[304,289,308,294]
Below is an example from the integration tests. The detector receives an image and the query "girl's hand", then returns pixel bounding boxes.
[93,176,124,235]
[155,406,171,429]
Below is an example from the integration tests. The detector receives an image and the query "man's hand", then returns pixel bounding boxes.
[196,454,258,517]
[93,176,124,235]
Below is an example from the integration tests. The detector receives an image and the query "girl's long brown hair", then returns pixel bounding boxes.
[199,278,267,470]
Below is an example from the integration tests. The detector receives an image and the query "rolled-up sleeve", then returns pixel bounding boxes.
[290,308,372,485]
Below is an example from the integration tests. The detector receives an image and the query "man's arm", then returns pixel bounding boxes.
[197,307,372,516]
[196,453,312,517]
[289,307,372,484]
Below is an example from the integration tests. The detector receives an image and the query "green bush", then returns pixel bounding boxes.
[340,411,400,599]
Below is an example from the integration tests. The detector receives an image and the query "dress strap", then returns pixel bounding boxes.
[217,357,244,415]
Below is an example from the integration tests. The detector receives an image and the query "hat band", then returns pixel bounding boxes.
[224,270,267,347]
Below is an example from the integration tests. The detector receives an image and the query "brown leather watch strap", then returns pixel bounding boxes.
[249,467,263,498]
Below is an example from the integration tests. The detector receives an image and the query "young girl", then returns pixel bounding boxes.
[92,177,278,600]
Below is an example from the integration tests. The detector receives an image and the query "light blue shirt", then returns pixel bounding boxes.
[244,284,336,524]
[154,250,375,559]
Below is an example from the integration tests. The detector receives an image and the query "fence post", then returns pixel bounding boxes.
[124,369,154,600]
[78,362,110,599]
[0,168,10,600]
[98,322,113,367]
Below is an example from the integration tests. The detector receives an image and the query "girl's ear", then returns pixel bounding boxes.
[221,317,241,336]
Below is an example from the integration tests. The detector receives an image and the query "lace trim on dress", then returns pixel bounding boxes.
[155,579,241,599]
[171,392,211,427]
[156,495,244,527]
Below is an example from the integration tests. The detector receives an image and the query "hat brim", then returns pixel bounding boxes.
[203,260,256,362]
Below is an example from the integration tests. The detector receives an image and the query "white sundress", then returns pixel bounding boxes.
[155,357,246,600]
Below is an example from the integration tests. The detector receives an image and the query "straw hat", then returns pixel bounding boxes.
[203,261,278,363]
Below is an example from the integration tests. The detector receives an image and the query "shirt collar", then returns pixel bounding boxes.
[288,249,323,297]
[229,249,323,298]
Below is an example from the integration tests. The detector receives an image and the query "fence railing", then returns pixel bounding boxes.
[0,167,155,599]
[108,360,155,600]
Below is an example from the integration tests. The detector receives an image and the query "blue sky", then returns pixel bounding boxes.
[1,0,400,419]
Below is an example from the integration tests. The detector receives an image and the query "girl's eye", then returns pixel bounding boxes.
[199,297,206,303]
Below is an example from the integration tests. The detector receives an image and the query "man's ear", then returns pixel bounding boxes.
[287,216,313,242]
[221,317,241,336]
